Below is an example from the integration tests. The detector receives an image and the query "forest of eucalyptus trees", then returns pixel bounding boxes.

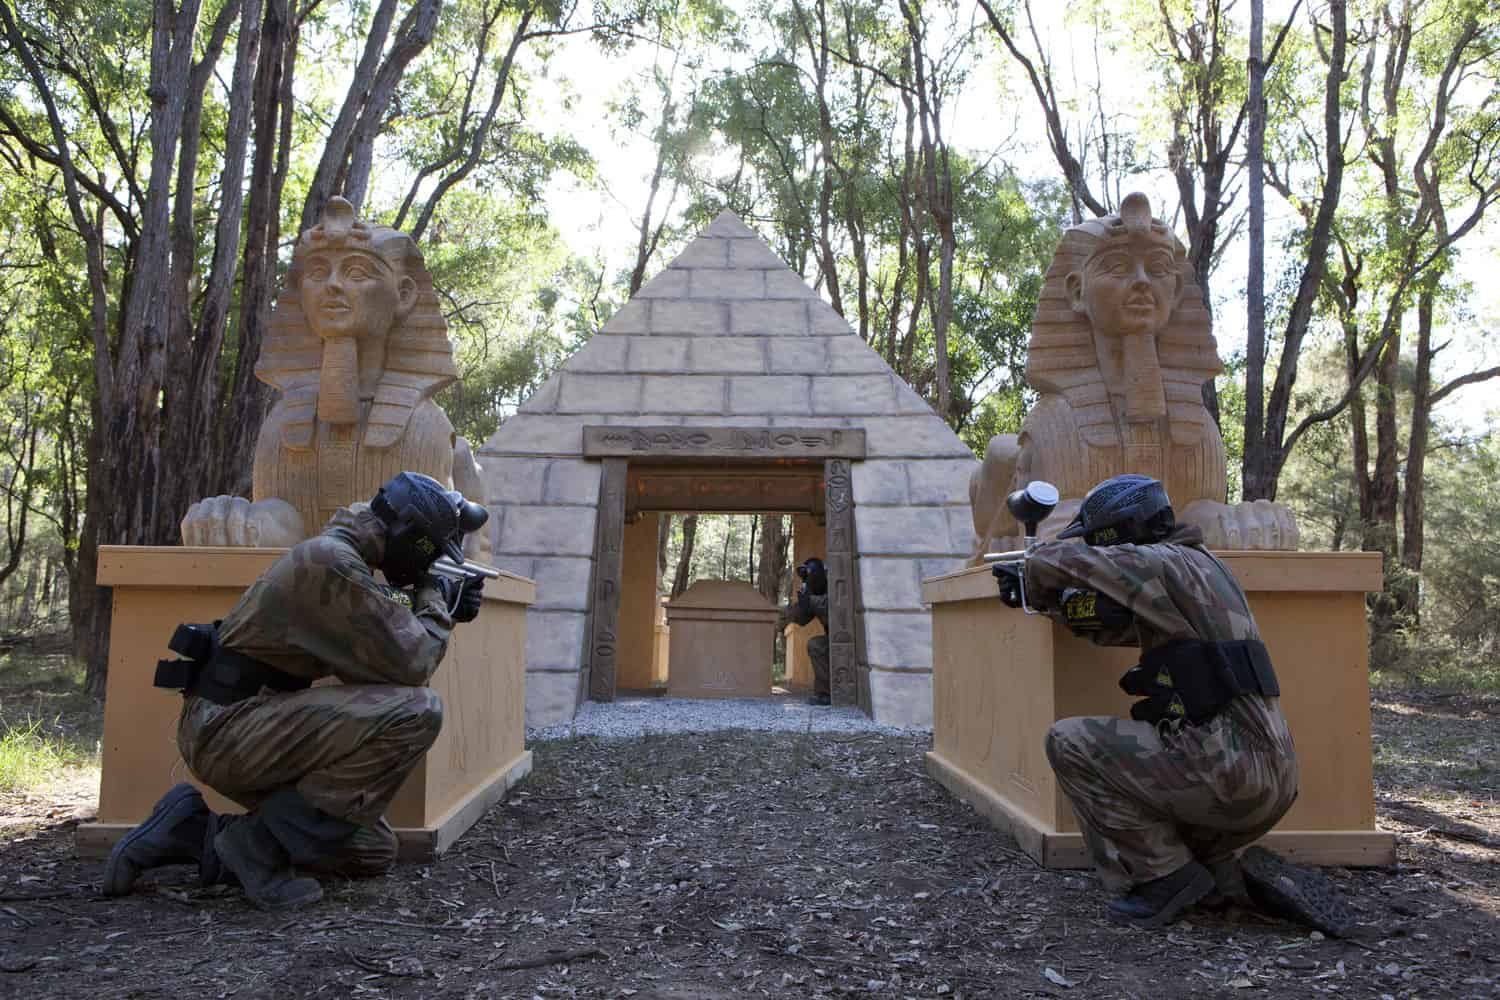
[0,0,1496,691]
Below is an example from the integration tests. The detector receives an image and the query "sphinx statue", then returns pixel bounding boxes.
[970,192,1297,560]
[182,197,487,556]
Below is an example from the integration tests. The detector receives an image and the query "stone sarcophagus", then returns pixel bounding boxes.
[664,580,779,699]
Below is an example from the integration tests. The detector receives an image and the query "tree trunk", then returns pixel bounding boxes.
[657,514,671,581]
[1397,285,1436,627]
[1242,0,1347,501]
[900,0,952,418]
[747,516,758,580]
[105,0,205,549]
[792,0,843,317]
[342,0,443,211]
[755,515,785,603]
[1345,320,1372,528]
[78,421,107,697]
[300,0,400,225]
[976,0,1108,219]
[720,519,732,578]
[156,0,260,540]
[218,0,297,496]
[1365,320,1402,646]
[671,514,697,598]
[628,62,678,297]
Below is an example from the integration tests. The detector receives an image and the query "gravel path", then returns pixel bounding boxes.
[527,690,928,740]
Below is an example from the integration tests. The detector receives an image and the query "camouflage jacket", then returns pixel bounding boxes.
[783,590,828,633]
[1023,524,1260,651]
[215,505,454,687]
[1024,525,1290,746]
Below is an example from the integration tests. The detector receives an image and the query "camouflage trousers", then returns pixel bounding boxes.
[1045,695,1298,892]
[808,634,830,698]
[178,684,443,877]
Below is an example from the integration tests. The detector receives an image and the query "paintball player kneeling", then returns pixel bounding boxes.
[995,474,1350,933]
[102,471,488,911]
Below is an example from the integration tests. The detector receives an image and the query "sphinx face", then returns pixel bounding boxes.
[299,248,412,343]
[1069,234,1182,338]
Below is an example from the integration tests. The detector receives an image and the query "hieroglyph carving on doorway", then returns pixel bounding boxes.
[583,426,866,460]
[588,459,628,701]
[823,458,858,706]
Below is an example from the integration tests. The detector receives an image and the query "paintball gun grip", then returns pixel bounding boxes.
[992,560,1025,609]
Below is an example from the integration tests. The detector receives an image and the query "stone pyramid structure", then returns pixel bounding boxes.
[478,211,977,728]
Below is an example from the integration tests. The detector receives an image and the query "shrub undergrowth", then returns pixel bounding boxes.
[0,716,93,792]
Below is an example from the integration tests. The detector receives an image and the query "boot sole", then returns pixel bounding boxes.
[1110,865,1216,929]
[102,783,203,897]
[1241,846,1355,938]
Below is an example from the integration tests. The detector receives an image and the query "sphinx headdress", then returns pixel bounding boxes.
[1025,192,1221,447]
[255,197,459,450]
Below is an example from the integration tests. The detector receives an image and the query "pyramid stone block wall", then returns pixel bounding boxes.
[478,212,976,728]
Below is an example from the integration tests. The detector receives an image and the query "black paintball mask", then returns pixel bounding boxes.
[370,471,489,587]
[1057,474,1175,548]
[796,557,828,596]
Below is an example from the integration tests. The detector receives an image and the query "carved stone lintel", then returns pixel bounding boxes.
[583,425,866,460]
[626,468,823,515]
[588,458,627,702]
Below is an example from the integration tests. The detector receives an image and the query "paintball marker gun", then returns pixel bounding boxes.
[981,480,1059,614]
[429,556,502,583]
[428,556,501,619]
[428,497,496,585]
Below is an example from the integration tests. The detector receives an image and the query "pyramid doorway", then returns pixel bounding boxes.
[585,429,864,707]
[478,212,977,729]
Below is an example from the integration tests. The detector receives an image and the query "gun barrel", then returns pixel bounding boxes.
[430,557,502,580]
[982,549,1027,562]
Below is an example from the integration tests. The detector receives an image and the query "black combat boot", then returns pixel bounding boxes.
[257,787,361,867]
[198,811,244,888]
[214,786,362,911]
[213,815,324,911]
[102,783,209,896]
[1198,855,1254,911]
[1240,846,1356,937]
[1107,861,1215,928]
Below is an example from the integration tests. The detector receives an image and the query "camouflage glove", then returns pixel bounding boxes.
[992,562,1024,609]
[434,575,485,623]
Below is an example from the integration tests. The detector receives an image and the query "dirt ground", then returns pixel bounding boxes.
[0,689,1496,999]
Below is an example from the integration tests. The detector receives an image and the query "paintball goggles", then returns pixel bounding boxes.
[425,491,498,586]
[982,480,1059,614]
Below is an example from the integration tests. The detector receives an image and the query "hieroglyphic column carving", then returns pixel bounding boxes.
[823,458,857,707]
[588,458,628,702]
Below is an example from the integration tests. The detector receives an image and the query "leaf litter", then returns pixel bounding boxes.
[0,693,1494,997]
